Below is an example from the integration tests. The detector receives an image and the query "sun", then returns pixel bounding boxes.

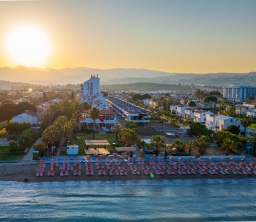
[5,25,51,67]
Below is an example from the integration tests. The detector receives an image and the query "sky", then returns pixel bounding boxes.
[0,0,256,73]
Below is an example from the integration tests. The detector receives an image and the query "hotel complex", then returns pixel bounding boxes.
[79,75,117,131]
[80,75,108,110]
[223,84,256,102]
[106,97,151,125]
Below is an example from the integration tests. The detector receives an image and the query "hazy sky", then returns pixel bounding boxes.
[0,0,256,73]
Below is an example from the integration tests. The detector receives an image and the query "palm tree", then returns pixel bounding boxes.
[186,141,193,156]
[112,124,122,140]
[240,115,253,137]
[89,107,100,139]
[222,138,234,155]
[193,135,209,156]
[72,110,82,133]
[150,135,166,156]
[119,128,138,146]
[171,139,186,152]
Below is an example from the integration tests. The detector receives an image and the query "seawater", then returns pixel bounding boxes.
[0,179,256,221]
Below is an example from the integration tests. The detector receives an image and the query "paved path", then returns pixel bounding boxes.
[21,138,42,162]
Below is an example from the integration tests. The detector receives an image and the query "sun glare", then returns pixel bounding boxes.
[5,25,51,67]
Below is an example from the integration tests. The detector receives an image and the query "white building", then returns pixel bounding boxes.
[205,114,243,132]
[235,104,252,115]
[12,110,38,125]
[176,105,189,117]
[223,84,256,102]
[194,110,214,123]
[80,75,108,110]
[184,108,197,119]
[107,97,150,124]
[247,109,256,118]
[80,109,117,132]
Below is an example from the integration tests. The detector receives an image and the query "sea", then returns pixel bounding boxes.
[0,178,256,221]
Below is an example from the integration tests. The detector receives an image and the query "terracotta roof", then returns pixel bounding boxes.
[99,109,116,115]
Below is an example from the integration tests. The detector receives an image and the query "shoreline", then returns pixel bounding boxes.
[1,173,256,183]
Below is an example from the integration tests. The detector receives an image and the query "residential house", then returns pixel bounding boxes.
[194,110,214,123]
[12,110,38,125]
[206,114,243,132]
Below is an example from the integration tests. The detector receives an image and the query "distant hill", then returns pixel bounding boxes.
[101,83,190,91]
[0,66,255,86]
[0,66,171,85]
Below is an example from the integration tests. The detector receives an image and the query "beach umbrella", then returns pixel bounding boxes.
[169,157,174,161]
[40,160,46,163]
[230,158,236,161]
[198,157,204,161]
[209,157,214,161]
[38,164,44,167]
[250,163,256,167]
[36,168,42,171]
[239,163,246,167]
[178,158,184,161]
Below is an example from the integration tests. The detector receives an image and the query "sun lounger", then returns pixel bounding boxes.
[60,171,64,176]
[36,171,40,177]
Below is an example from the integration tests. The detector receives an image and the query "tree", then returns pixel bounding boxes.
[226,125,240,135]
[119,128,138,146]
[194,89,205,100]
[0,149,10,160]
[89,107,100,139]
[72,110,82,133]
[193,135,209,156]
[43,92,47,102]
[150,135,166,155]
[186,141,193,156]
[188,101,196,107]
[204,96,217,112]
[82,102,90,110]
[222,138,234,155]
[112,124,122,140]
[171,139,186,152]
[18,129,37,148]
[124,121,137,131]
[71,91,75,99]
[209,91,222,97]
[101,91,108,97]
[34,141,47,156]
[9,141,17,150]
[240,116,252,137]
[1,99,13,106]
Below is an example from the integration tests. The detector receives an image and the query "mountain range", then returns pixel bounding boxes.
[0,66,255,86]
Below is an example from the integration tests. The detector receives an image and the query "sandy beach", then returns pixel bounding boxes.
[0,160,256,183]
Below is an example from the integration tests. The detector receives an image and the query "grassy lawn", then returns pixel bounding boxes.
[0,145,25,160]
[75,133,117,155]
[249,123,256,129]
[0,134,7,138]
